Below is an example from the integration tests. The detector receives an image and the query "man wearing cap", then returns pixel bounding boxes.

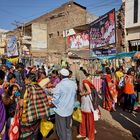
[52,68,77,140]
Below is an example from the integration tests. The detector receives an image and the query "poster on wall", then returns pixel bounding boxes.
[90,9,116,49]
[6,36,18,57]
[67,31,89,49]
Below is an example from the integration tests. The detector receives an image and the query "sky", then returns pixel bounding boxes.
[0,0,122,30]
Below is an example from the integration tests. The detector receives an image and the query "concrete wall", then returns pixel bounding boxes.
[11,2,97,64]
[125,0,140,51]
[47,3,87,53]
[32,23,47,50]
[125,0,140,28]
[126,27,140,41]
[0,29,8,55]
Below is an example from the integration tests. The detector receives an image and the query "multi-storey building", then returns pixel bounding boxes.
[9,1,96,65]
[0,29,8,56]
[125,0,140,51]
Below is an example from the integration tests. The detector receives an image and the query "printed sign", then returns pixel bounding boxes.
[90,9,116,48]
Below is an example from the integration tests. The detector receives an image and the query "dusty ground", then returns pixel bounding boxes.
[42,105,140,140]
[44,120,136,140]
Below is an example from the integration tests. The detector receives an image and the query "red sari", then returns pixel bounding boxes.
[103,74,118,111]
[79,79,95,140]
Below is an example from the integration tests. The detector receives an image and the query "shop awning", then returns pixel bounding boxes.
[96,51,136,60]
[130,40,140,46]
[115,51,136,59]
[97,55,116,60]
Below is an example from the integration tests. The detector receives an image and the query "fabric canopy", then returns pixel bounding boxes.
[96,51,136,60]
[115,51,136,59]
[97,55,116,60]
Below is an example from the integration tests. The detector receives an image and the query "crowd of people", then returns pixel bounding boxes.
[0,62,139,140]
[102,66,139,113]
[0,63,93,140]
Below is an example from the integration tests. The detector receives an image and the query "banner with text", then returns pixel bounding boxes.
[67,31,89,49]
[7,36,18,57]
[90,9,116,49]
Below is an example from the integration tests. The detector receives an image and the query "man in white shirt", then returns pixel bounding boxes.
[52,68,77,140]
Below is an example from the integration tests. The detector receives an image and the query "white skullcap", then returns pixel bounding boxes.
[60,68,69,76]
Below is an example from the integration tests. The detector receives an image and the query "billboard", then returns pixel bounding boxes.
[90,9,116,48]
[67,31,89,49]
[6,36,18,57]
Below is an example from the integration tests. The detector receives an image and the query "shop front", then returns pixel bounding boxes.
[129,40,140,51]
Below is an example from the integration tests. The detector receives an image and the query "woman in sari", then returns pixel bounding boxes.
[47,70,60,88]
[0,70,6,140]
[123,68,136,112]
[20,73,49,140]
[38,69,47,83]
[77,72,95,140]
[103,67,118,111]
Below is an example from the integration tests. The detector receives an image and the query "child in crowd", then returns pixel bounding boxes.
[7,84,21,117]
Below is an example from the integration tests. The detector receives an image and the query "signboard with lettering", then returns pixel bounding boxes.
[90,9,116,48]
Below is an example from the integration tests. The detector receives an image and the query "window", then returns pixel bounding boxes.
[57,31,59,36]
[49,33,53,38]
[134,0,138,23]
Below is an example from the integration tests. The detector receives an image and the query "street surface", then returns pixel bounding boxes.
[42,105,140,140]
[44,120,135,140]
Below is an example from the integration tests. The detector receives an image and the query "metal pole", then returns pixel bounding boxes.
[65,30,67,57]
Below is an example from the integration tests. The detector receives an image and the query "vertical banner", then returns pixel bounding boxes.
[7,36,18,57]
[90,9,116,49]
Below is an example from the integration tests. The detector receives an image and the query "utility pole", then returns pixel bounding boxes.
[12,20,24,62]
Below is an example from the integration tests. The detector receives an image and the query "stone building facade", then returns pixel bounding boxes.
[125,0,140,52]
[0,29,8,56]
[19,2,97,65]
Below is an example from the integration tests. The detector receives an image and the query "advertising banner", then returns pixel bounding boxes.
[90,9,116,48]
[93,48,117,56]
[67,31,89,49]
[7,36,18,57]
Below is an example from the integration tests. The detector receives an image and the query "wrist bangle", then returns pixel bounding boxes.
[10,96,13,100]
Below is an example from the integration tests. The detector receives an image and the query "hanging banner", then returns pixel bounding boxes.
[93,48,117,56]
[67,31,89,49]
[7,36,18,57]
[90,9,116,48]
[7,57,19,65]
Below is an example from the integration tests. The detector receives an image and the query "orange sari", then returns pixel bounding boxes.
[103,74,118,111]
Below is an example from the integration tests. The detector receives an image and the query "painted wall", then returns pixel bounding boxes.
[32,23,47,49]
[125,0,140,28]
